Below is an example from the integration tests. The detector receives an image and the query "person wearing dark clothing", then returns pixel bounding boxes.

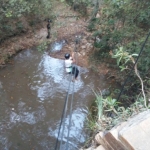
[47,20,52,39]
[71,66,79,79]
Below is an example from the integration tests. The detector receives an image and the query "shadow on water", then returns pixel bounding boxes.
[0,41,118,150]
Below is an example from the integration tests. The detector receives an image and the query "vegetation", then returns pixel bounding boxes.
[87,0,150,106]
[83,0,150,147]
[1,0,150,148]
[37,41,48,52]
[111,46,147,107]
[65,0,94,16]
[86,89,147,133]
[0,0,52,43]
[1,0,149,124]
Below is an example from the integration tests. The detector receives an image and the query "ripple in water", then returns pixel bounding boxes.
[0,47,110,150]
[31,53,85,101]
[50,40,66,52]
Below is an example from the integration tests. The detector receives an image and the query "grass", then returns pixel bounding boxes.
[86,89,148,133]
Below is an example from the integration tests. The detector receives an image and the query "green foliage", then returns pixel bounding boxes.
[92,89,120,120]
[65,0,90,16]
[92,89,103,120]
[87,91,147,132]
[76,0,150,135]
[86,112,98,131]
[16,22,24,31]
[0,0,52,42]
[88,19,98,31]
[137,37,150,72]
[103,96,120,114]
[87,0,150,137]
[90,0,150,68]
[112,46,138,69]
[94,37,110,50]
[37,42,48,52]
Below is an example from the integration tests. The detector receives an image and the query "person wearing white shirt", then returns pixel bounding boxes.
[64,52,79,81]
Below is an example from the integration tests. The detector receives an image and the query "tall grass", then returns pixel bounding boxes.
[92,89,103,120]
[87,88,147,132]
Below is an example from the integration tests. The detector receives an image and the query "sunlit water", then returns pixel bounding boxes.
[0,46,111,150]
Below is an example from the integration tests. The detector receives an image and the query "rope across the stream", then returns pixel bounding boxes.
[54,36,80,150]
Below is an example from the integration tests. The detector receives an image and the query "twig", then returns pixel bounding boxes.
[131,57,147,107]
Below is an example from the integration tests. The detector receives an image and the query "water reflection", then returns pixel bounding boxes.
[0,49,109,150]
[50,40,66,52]
[32,53,84,102]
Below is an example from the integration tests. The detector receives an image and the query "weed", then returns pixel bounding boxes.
[86,89,147,133]
[37,41,48,52]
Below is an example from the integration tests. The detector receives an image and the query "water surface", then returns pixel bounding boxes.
[0,48,110,150]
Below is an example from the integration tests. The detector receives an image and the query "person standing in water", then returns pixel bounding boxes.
[64,52,79,81]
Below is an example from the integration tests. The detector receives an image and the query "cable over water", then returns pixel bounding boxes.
[55,36,80,150]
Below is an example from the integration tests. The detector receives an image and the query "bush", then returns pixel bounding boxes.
[0,0,52,43]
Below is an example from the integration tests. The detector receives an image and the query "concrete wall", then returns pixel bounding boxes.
[94,110,150,150]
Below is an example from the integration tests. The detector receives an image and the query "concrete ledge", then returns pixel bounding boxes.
[96,145,106,150]
[119,110,150,150]
[94,110,150,150]
[80,145,106,150]
[95,132,113,150]
[104,132,126,150]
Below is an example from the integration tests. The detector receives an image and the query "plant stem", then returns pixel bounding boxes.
[131,57,147,108]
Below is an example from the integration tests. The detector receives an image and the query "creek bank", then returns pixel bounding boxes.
[0,25,46,67]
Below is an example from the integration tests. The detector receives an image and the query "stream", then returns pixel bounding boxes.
[0,42,113,150]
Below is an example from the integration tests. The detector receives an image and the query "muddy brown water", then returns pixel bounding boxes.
[0,43,115,150]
